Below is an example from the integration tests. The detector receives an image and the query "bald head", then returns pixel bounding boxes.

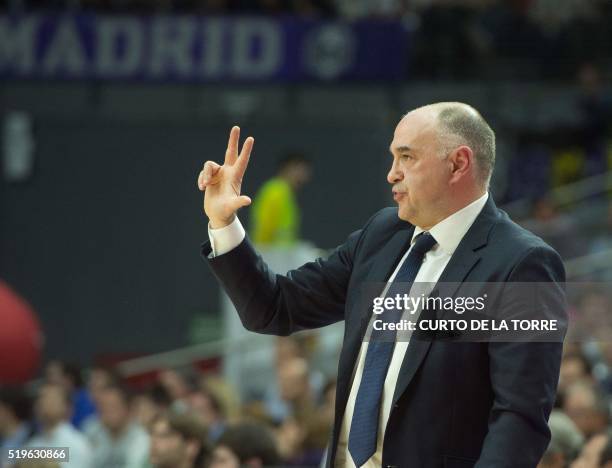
[408,102,496,188]
[389,102,494,228]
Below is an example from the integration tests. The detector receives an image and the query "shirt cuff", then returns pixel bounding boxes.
[207,216,246,257]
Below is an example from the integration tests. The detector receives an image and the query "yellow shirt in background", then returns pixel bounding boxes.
[250,177,299,246]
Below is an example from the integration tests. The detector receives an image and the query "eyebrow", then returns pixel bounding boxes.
[390,145,414,154]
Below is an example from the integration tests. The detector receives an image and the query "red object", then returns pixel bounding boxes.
[0,280,43,383]
[95,354,221,389]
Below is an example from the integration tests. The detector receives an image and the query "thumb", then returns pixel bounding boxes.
[228,195,252,211]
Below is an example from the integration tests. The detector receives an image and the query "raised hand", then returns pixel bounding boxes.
[198,126,254,229]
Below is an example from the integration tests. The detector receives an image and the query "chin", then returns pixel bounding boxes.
[397,207,415,224]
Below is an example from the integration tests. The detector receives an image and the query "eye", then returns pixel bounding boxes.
[400,154,413,160]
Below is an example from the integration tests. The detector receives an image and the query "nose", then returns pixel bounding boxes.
[387,157,403,185]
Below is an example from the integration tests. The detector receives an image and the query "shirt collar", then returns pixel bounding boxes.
[412,192,489,255]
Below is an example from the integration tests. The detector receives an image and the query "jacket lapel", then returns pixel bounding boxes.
[331,224,415,461]
[391,196,498,407]
[336,225,415,403]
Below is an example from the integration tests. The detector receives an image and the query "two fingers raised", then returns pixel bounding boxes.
[198,126,254,191]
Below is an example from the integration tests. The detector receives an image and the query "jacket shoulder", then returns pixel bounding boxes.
[491,209,560,255]
[366,206,408,230]
[345,207,411,260]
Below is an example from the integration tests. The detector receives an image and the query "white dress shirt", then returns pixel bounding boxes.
[208,192,489,467]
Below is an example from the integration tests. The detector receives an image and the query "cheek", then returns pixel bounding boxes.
[403,162,430,185]
[404,172,430,198]
[419,164,446,191]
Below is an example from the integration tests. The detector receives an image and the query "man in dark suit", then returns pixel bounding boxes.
[197,103,566,467]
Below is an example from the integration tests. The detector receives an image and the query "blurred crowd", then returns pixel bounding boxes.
[4,291,612,468]
[541,289,612,467]
[409,0,612,79]
[1,0,610,20]
[505,64,611,202]
[501,62,612,262]
[0,335,336,468]
[0,0,611,79]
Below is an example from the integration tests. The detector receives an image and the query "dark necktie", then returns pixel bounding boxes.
[348,232,437,466]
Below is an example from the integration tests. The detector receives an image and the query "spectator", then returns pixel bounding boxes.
[292,410,332,465]
[198,375,241,422]
[275,417,304,463]
[28,384,92,468]
[0,386,33,454]
[571,292,612,343]
[250,152,312,246]
[80,365,122,438]
[275,336,306,366]
[272,375,333,464]
[209,422,280,468]
[87,364,122,405]
[44,361,96,429]
[87,385,149,468]
[563,381,610,438]
[158,367,199,412]
[132,384,172,430]
[149,411,210,468]
[188,388,226,442]
[522,196,585,258]
[277,357,316,424]
[538,409,584,468]
[559,352,595,394]
[271,357,324,463]
[264,337,324,424]
[294,378,336,464]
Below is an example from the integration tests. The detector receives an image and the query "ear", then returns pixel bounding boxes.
[448,145,473,184]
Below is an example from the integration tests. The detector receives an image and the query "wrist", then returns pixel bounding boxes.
[209,214,235,230]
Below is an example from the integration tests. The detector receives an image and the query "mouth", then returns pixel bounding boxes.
[393,191,406,202]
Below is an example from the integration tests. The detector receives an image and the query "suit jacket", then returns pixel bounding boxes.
[202,196,566,468]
